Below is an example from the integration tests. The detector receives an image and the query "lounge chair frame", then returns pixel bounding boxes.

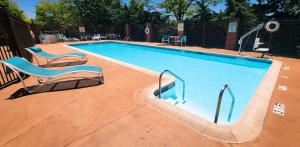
[0,58,104,93]
[25,48,88,66]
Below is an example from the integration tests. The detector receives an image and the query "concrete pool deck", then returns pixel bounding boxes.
[0,41,299,146]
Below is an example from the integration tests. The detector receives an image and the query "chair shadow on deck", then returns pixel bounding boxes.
[40,61,85,68]
[8,78,102,100]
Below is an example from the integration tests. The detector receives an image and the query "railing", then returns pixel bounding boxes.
[158,70,185,103]
[238,23,264,53]
[214,84,236,123]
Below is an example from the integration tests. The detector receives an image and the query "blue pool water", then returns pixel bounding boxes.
[69,42,271,124]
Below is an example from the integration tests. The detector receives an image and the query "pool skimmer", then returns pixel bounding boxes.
[273,102,285,116]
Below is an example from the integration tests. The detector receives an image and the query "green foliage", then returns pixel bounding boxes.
[187,0,220,22]
[224,0,257,26]
[253,0,300,20]
[0,0,28,21]
[160,0,196,22]
[34,0,299,34]
[35,0,166,34]
[71,0,113,32]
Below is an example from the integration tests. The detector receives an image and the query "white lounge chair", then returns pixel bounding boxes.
[92,34,101,40]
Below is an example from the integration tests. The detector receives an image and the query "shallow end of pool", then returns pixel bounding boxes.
[139,60,282,143]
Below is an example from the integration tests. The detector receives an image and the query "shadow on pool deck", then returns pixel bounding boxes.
[8,78,102,100]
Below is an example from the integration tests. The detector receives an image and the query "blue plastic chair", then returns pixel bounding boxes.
[174,35,187,46]
[25,47,87,66]
[162,35,170,44]
[0,57,104,93]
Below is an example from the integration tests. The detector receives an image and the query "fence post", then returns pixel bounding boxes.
[225,19,239,50]
[145,22,152,42]
[125,24,131,38]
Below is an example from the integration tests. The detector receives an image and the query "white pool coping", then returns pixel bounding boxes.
[64,41,282,143]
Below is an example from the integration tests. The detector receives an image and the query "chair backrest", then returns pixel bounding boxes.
[253,38,260,49]
[28,47,42,53]
[94,34,100,37]
[162,35,169,40]
[0,57,51,77]
[181,35,187,40]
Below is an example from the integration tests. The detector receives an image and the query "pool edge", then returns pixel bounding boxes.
[64,41,282,143]
[139,59,281,143]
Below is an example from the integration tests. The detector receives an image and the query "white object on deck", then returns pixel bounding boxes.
[278,85,287,91]
[273,102,285,116]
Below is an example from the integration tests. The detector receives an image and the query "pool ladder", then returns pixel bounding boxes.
[214,84,236,123]
[158,70,185,103]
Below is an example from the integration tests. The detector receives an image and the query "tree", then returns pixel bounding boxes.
[253,0,300,20]
[35,0,59,31]
[189,0,220,22]
[71,0,112,33]
[224,0,257,26]
[160,0,196,22]
[0,0,28,21]
[35,0,78,35]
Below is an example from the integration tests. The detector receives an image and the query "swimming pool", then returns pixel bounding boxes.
[68,42,272,124]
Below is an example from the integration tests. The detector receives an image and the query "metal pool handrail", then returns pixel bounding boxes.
[158,70,185,103]
[238,23,264,53]
[214,84,236,123]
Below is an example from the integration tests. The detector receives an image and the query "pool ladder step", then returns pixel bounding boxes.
[158,70,186,104]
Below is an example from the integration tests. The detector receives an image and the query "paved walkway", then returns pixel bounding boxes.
[0,41,299,146]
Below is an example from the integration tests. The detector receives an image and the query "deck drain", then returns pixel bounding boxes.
[278,85,287,91]
[283,66,290,70]
[273,102,285,116]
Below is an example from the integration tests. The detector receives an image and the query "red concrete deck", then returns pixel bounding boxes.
[0,41,299,146]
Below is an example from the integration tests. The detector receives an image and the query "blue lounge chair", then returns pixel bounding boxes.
[162,35,170,44]
[0,57,104,93]
[25,47,88,66]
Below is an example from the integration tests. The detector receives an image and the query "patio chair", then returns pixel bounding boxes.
[25,47,88,66]
[174,35,187,46]
[80,35,88,41]
[71,38,80,41]
[162,35,170,44]
[253,38,270,58]
[56,34,71,42]
[92,34,101,40]
[0,57,104,93]
[115,33,121,40]
[124,35,131,41]
[100,34,107,40]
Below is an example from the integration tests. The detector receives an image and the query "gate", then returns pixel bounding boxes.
[0,8,35,89]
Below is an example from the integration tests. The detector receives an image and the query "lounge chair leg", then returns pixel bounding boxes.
[99,73,104,84]
[82,57,88,63]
